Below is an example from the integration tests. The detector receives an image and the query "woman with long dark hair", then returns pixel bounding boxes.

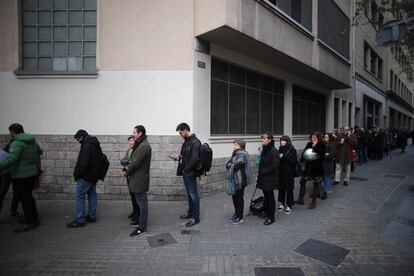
[277,135,297,214]
[256,132,280,225]
[298,132,325,209]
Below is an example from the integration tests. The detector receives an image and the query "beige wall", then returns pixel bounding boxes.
[99,0,194,70]
[0,0,195,72]
[0,0,18,71]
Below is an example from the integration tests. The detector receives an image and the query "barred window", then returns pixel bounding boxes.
[20,0,96,73]
[211,58,284,135]
[292,85,326,135]
[263,0,312,31]
[318,0,350,60]
[334,97,339,129]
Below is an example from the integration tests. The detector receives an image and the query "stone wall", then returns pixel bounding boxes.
[0,134,257,201]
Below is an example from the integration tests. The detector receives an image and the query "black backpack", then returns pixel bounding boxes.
[97,150,110,181]
[199,143,213,173]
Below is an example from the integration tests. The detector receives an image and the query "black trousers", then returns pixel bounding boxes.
[278,189,294,208]
[232,186,245,219]
[262,190,275,219]
[0,173,19,213]
[129,192,140,219]
[12,176,39,224]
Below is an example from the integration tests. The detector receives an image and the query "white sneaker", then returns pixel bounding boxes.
[284,207,292,214]
[277,204,285,212]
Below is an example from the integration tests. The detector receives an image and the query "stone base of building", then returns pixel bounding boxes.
[0,134,257,201]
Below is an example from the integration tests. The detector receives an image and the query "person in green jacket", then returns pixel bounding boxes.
[0,123,41,233]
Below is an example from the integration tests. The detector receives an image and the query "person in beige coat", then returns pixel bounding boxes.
[124,125,152,236]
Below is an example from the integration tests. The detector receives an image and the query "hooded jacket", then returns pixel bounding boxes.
[74,135,102,183]
[256,140,280,191]
[0,133,40,179]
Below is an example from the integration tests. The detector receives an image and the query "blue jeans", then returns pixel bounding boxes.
[323,175,333,193]
[183,175,200,220]
[75,179,97,223]
[133,192,148,229]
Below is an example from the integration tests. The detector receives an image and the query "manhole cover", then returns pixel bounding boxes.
[254,267,305,276]
[384,174,406,179]
[147,233,177,248]
[397,216,414,227]
[181,229,200,235]
[294,239,350,266]
[350,177,368,181]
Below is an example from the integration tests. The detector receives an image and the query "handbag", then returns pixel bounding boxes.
[295,161,305,177]
[226,179,236,195]
[249,187,264,216]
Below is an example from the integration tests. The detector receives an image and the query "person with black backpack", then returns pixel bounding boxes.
[171,123,203,227]
[67,130,103,228]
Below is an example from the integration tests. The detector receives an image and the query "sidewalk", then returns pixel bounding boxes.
[1,146,414,276]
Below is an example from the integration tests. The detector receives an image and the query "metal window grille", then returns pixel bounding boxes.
[292,85,326,135]
[211,58,284,135]
[318,0,350,60]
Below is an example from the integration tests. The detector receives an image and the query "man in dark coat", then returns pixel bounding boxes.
[256,132,280,225]
[334,126,356,186]
[125,125,152,236]
[67,130,102,228]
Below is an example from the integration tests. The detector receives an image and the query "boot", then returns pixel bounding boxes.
[321,192,327,200]
[308,199,316,209]
[295,178,306,205]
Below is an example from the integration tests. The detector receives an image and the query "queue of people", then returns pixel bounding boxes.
[0,122,412,234]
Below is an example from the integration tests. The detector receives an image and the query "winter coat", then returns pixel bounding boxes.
[126,135,152,194]
[226,149,251,191]
[301,141,325,179]
[74,135,102,183]
[0,133,40,179]
[278,144,297,190]
[256,141,280,191]
[323,143,336,177]
[335,133,356,167]
[179,134,202,177]
[120,148,133,167]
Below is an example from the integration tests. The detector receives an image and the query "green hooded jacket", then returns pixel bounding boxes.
[0,133,40,179]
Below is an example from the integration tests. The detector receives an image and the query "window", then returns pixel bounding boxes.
[348,102,352,127]
[20,0,97,73]
[211,58,284,135]
[292,85,326,135]
[263,0,312,31]
[389,70,393,90]
[318,0,350,60]
[364,41,382,80]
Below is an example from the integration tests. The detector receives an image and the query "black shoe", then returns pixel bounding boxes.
[264,218,275,225]
[343,181,348,186]
[229,214,237,222]
[130,219,140,226]
[14,224,36,233]
[66,220,86,228]
[321,192,327,200]
[130,227,145,237]
[185,219,200,227]
[11,211,23,218]
[128,212,136,219]
[179,214,191,220]
[333,181,339,186]
[258,212,267,218]
[86,216,97,223]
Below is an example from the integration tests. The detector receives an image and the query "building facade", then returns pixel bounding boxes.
[1,0,356,200]
[352,0,413,130]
